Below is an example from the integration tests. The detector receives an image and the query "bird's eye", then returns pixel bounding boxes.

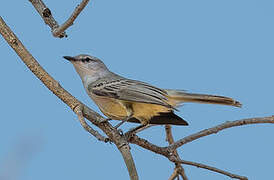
[82,57,91,62]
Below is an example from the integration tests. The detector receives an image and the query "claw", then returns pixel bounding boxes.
[118,129,123,135]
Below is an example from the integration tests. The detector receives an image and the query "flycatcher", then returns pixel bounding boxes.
[64,54,241,126]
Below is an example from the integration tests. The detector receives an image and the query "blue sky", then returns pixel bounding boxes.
[0,0,273,179]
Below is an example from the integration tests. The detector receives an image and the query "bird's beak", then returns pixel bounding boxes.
[63,56,76,61]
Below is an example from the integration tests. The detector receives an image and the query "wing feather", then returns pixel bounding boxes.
[90,79,174,109]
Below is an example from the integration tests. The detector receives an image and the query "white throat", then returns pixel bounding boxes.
[82,75,100,89]
[71,62,111,90]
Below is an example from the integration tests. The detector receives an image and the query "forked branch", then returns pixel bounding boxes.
[74,104,108,142]
[29,0,90,38]
[165,125,188,180]
[52,0,90,37]
[129,116,274,179]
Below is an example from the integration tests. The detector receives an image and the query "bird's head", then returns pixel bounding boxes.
[63,54,109,82]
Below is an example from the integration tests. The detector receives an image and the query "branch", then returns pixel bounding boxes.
[168,168,179,180]
[165,125,188,180]
[117,142,139,180]
[74,104,108,142]
[2,10,273,179]
[52,0,90,37]
[28,0,66,38]
[0,16,138,180]
[29,0,90,38]
[168,116,274,151]
[128,134,170,157]
[131,133,248,180]
[172,158,248,180]
[130,116,274,179]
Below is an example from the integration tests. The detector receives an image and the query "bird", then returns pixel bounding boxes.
[63,54,241,126]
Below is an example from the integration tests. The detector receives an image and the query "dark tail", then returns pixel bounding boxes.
[128,112,188,126]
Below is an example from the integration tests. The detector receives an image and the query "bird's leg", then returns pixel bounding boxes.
[114,116,132,129]
[125,124,155,139]
[126,124,146,134]
[114,116,132,135]
[100,118,112,123]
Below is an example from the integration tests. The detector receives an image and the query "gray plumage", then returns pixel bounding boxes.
[64,54,241,126]
[88,75,174,109]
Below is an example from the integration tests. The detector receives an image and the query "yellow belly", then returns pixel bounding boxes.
[91,95,128,119]
[130,102,171,124]
[90,94,172,124]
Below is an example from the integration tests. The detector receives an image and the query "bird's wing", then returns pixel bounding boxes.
[89,79,174,109]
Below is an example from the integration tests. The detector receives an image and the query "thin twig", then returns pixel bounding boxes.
[169,116,274,151]
[53,0,90,37]
[165,125,188,180]
[171,158,248,180]
[74,104,109,142]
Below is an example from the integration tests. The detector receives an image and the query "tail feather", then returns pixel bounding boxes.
[128,112,188,126]
[166,89,242,108]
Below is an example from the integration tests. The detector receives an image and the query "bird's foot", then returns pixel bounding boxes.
[117,129,123,136]
[100,118,112,123]
[114,122,125,135]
